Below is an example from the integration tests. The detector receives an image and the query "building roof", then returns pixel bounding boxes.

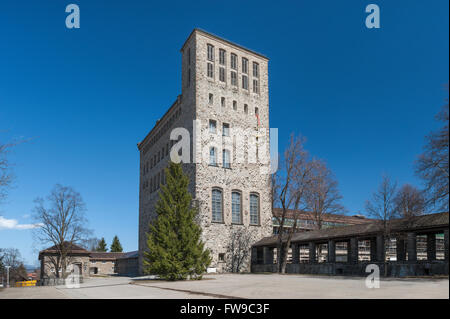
[272,208,374,225]
[181,28,269,61]
[117,251,139,260]
[254,212,449,247]
[38,242,90,259]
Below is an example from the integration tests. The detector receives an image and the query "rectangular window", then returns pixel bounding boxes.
[242,75,248,90]
[209,120,217,133]
[230,53,237,70]
[232,192,241,223]
[207,63,214,78]
[231,71,237,86]
[209,93,214,105]
[253,62,259,77]
[223,149,230,168]
[210,147,217,166]
[207,44,214,61]
[222,123,229,136]
[253,79,259,93]
[219,49,226,65]
[242,58,248,74]
[212,189,223,222]
[221,97,225,108]
[250,194,259,225]
[219,67,225,82]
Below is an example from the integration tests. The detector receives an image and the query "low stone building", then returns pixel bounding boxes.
[252,212,449,277]
[38,243,134,283]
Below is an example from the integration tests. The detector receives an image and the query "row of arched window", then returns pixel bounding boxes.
[211,188,260,225]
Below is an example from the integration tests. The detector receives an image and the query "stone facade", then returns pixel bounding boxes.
[138,29,272,274]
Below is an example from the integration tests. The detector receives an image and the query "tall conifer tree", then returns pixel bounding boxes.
[144,162,211,280]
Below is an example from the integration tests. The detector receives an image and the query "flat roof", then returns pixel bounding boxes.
[181,28,269,61]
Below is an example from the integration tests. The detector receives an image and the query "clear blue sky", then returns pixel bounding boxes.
[0,0,448,265]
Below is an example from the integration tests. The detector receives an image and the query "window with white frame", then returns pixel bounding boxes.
[231,191,242,223]
[250,193,260,225]
[209,147,217,166]
[219,49,226,65]
[222,123,230,136]
[253,79,259,93]
[230,53,237,70]
[212,189,223,222]
[231,71,237,86]
[219,67,225,82]
[207,44,214,61]
[207,63,214,78]
[242,74,248,90]
[223,149,230,168]
[209,120,217,133]
[253,62,259,77]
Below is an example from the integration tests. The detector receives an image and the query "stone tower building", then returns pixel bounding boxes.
[137,29,272,274]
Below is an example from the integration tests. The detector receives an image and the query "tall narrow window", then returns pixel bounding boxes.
[219,49,226,65]
[244,104,248,114]
[222,123,230,136]
[230,53,237,70]
[250,194,260,225]
[212,189,223,222]
[210,147,217,166]
[209,93,214,105]
[242,58,248,74]
[219,67,225,82]
[207,44,214,61]
[209,120,217,133]
[231,71,237,86]
[233,100,237,111]
[253,79,259,93]
[223,149,230,168]
[207,63,214,78]
[221,97,225,108]
[232,191,242,224]
[253,62,259,77]
[242,75,248,90]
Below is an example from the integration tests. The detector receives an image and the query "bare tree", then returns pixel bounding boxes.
[80,237,100,251]
[415,97,449,212]
[273,135,317,273]
[32,184,91,279]
[0,248,27,283]
[365,175,398,276]
[225,226,255,273]
[394,184,426,218]
[305,160,345,230]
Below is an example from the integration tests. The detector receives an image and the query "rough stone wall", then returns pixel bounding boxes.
[192,31,272,272]
[89,260,116,275]
[40,255,90,279]
[138,30,272,274]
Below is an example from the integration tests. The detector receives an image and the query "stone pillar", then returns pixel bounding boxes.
[328,240,336,263]
[309,242,316,263]
[251,247,258,264]
[370,238,377,262]
[291,244,300,264]
[348,238,358,263]
[263,247,274,264]
[445,229,449,261]
[376,235,385,262]
[427,233,436,261]
[396,237,406,262]
[407,232,417,262]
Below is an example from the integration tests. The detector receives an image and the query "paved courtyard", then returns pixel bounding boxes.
[0,274,448,299]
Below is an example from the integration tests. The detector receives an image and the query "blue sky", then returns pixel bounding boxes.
[0,0,448,265]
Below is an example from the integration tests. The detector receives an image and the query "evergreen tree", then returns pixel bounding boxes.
[96,237,108,252]
[144,162,211,281]
[110,235,123,252]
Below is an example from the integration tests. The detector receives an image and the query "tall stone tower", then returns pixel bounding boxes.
[138,29,272,274]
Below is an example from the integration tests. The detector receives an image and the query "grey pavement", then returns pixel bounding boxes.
[0,274,448,299]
